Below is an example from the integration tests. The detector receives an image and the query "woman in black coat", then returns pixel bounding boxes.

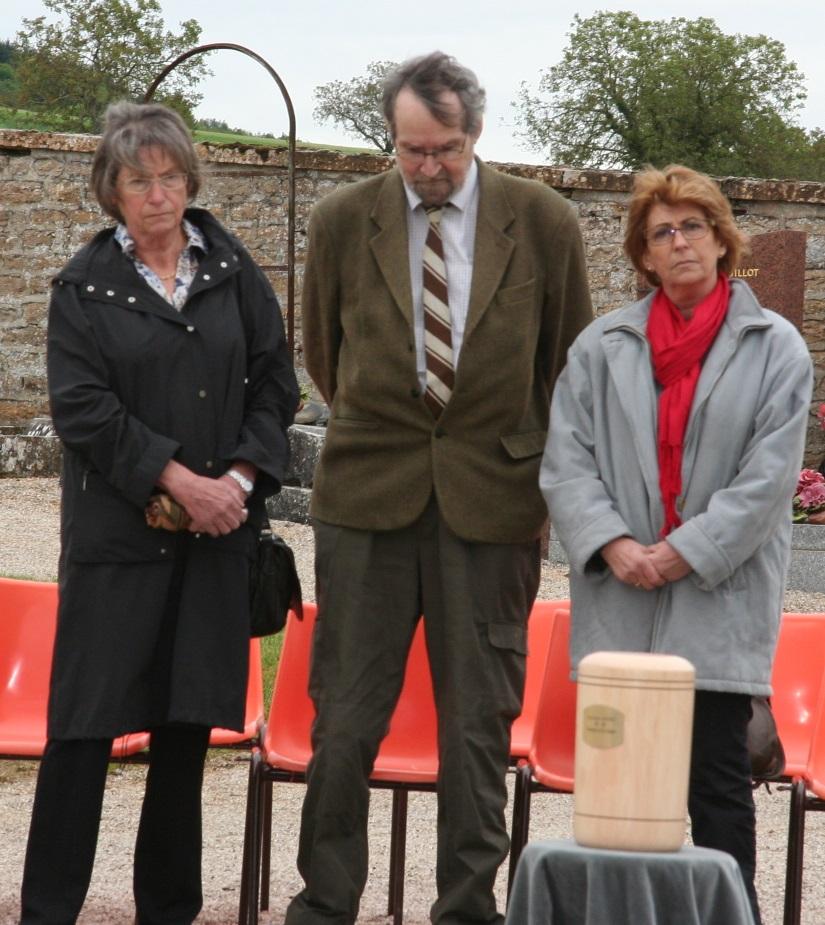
[20,101,299,924]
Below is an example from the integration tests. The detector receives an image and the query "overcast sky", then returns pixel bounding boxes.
[2,1,824,165]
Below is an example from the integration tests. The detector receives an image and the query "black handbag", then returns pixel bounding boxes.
[748,695,785,780]
[249,530,303,637]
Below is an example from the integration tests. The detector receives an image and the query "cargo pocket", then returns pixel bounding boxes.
[487,621,528,656]
[485,622,528,719]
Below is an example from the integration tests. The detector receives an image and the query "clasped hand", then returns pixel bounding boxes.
[601,536,692,591]
[157,460,249,538]
[175,475,248,537]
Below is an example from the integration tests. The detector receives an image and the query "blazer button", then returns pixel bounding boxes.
[434,426,446,438]
[410,387,421,398]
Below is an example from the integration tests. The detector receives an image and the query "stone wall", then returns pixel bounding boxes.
[2,128,825,463]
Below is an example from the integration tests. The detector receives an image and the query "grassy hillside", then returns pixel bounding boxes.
[193,127,373,155]
[0,105,64,131]
[0,106,379,157]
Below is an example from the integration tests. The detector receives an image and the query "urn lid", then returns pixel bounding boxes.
[577,651,695,687]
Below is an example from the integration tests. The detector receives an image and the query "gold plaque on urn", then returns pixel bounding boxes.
[583,704,624,749]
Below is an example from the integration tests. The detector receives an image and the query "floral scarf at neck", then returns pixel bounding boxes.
[647,273,730,536]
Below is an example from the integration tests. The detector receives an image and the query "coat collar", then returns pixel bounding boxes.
[367,160,516,334]
[599,277,775,514]
[464,160,516,341]
[54,208,242,323]
[369,169,414,326]
[603,277,772,339]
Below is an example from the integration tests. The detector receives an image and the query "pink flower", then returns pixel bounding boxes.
[797,469,824,491]
[793,469,825,521]
[799,482,825,508]
[818,404,825,429]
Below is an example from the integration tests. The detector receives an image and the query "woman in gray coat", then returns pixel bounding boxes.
[19,101,298,924]
[541,164,812,924]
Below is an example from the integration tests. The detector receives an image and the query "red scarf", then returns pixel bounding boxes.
[647,274,730,536]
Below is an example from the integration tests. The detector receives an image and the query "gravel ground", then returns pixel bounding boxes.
[1,477,825,924]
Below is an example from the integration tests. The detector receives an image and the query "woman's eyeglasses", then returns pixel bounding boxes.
[646,217,715,247]
[120,173,188,195]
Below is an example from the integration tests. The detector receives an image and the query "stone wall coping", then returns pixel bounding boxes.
[3,128,825,204]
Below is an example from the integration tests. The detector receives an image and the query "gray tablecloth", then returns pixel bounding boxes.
[506,839,755,925]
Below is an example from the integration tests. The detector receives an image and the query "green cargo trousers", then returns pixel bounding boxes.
[284,498,541,925]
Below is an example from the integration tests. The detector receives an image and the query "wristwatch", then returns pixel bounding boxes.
[225,468,254,495]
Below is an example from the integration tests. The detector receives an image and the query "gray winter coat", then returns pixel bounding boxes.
[540,280,812,693]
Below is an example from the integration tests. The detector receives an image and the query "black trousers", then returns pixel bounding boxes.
[689,691,761,925]
[284,500,541,925]
[20,723,211,925]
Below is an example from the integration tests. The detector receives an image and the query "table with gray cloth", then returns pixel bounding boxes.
[506,839,755,925]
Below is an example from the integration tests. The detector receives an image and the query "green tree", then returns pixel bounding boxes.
[514,12,815,178]
[0,40,19,104]
[0,63,18,95]
[0,40,18,65]
[313,60,397,153]
[13,0,209,132]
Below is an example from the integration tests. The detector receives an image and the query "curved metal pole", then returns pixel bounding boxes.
[145,43,297,355]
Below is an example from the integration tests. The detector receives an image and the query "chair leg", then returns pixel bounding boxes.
[784,779,808,925]
[238,751,262,925]
[237,756,251,925]
[388,788,408,925]
[259,777,274,912]
[507,765,533,903]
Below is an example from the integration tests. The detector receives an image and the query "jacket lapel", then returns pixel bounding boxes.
[683,280,771,464]
[602,299,662,510]
[464,162,515,342]
[369,169,414,327]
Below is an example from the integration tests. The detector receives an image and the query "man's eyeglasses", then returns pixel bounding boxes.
[645,217,715,247]
[395,137,467,165]
[120,173,188,195]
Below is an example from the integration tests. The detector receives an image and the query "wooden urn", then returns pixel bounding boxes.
[573,651,695,852]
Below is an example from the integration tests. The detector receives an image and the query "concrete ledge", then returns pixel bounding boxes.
[267,485,312,525]
[785,524,825,592]
[0,421,325,482]
[0,426,62,477]
[284,424,325,487]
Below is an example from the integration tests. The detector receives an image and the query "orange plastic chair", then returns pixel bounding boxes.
[764,612,825,925]
[208,637,265,748]
[239,602,440,925]
[507,605,576,895]
[510,600,569,761]
[764,612,825,783]
[0,576,150,760]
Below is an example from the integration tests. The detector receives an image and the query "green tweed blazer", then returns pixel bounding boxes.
[302,160,593,544]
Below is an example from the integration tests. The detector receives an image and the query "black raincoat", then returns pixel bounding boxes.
[45,208,299,738]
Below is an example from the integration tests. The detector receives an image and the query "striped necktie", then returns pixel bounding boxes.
[422,206,454,417]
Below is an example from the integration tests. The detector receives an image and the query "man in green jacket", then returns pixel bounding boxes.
[286,51,593,925]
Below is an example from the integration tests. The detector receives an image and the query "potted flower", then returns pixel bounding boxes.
[793,468,825,524]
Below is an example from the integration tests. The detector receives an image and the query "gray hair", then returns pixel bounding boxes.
[382,52,486,138]
[90,101,201,222]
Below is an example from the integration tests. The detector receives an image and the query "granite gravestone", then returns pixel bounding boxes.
[732,229,807,330]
